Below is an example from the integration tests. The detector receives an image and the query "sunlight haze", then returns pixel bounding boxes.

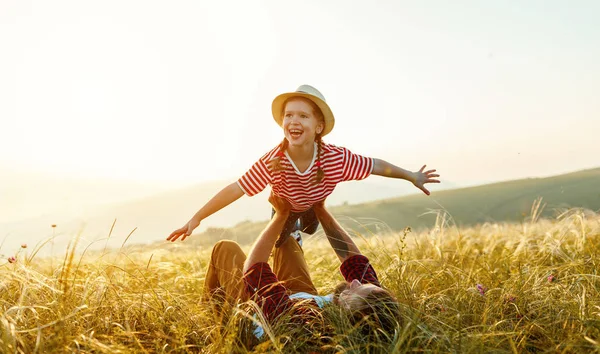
[1,1,598,252]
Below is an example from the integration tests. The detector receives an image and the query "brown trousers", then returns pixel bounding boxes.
[203,237,317,304]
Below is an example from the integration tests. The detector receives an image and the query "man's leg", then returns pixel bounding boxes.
[272,236,318,295]
[203,240,248,303]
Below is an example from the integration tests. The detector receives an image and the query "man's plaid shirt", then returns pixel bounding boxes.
[243,255,381,322]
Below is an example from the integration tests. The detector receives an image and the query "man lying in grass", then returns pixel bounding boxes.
[204,192,401,340]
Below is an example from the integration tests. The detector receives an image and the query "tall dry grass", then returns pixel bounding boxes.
[1,206,599,353]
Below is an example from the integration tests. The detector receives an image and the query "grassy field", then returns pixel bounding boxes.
[1,202,599,353]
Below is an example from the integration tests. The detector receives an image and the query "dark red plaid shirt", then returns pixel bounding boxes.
[243,255,380,322]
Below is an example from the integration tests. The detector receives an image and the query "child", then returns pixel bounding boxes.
[167,85,440,245]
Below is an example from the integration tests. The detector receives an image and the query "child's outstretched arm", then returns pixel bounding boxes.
[167,182,244,242]
[372,159,440,196]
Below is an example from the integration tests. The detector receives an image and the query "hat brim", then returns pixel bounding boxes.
[272,92,335,137]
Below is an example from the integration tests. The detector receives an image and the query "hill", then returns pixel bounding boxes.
[2,167,596,255]
[334,167,600,228]
[1,175,446,255]
[186,167,600,247]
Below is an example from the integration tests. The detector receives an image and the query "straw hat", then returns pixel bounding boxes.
[271,85,335,137]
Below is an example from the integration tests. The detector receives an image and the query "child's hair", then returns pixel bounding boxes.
[272,97,325,184]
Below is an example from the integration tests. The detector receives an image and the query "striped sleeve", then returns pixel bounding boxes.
[237,158,272,197]
[341,147,374,182]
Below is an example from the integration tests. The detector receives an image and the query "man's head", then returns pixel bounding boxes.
[333,279,401,335]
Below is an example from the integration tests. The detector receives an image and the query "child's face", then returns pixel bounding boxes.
[282,98,324,148]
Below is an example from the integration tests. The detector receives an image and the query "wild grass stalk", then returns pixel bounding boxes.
[0,208,599,352]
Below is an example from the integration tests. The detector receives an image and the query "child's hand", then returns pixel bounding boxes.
[412,165,440,196]
[268,192,292,216]
[167,218,200,242]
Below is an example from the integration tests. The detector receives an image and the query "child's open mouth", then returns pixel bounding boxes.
[289,129,303,139]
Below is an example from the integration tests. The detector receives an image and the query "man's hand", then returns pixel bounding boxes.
[412,165,441,196]
[268,192,292,216]
[313,199,326,211]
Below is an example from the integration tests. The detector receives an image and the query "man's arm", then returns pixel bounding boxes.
[313,201,381,286]
[313,201,361,263]
[243,206,290,273]
[242,193,294,322]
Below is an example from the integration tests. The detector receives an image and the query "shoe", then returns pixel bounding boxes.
[290,230,303,247]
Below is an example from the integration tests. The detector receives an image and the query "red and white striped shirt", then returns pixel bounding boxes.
[237,142,374,212]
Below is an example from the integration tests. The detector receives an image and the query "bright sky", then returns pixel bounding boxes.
[1,1,599,217]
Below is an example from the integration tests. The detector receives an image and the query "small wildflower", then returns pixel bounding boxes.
[21,244,27,249]
[516,314,523,320]
[8,256,16,264]
[504,295,516,303]
[548,274,556,283]
[476,284,487,296]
